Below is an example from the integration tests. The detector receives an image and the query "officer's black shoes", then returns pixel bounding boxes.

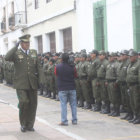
[129,116,137,123]
[20,126,26,132]
[50,94,56,99]
[108,111,115,116]
[83,103,91,109]
[126,115,133,121]
[111,111,120,117]
[27,128,35,131]
[121,113,129,120]
[133,118,140,124]
[77,101,84,108]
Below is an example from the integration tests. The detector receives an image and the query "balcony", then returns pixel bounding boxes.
[1,21,6,33]
[9,15,15,30]
[14,11,26,27]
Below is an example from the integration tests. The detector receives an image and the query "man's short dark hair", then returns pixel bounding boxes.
[62,53,69,63]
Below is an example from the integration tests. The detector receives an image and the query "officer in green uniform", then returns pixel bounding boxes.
[43,56,50,97]
[88,50,100,111]
[126,50,140,124]
[117,50,132,120]
[106,52,121,117]
[75,54,84,107]
[5,34,39,132]
[97,51,110,114]
[79,53,91,109]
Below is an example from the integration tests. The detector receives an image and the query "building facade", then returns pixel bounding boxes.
[0,0,140,54]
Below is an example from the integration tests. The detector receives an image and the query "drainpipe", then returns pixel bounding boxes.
[25,0,27,24]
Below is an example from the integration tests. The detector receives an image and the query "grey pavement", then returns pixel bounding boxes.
[0,83,140,140]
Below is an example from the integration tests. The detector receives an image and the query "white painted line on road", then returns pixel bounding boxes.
[0,98,86,140]
[36,117,86,140]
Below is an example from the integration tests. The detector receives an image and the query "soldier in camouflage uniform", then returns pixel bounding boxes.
[126,51,140,124]
[75,54,84,107]
[88,50,100,111]
[106,53,121,117]
[117,50,132,120]
[79,53,91,109]
[43,56,50,97]
[97,51,110,114]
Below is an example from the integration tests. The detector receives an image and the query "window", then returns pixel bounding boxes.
[49,32,56,53]
[132,0,140,51]
[63,28,72,52]
[37,36,43,54]
[35,0,39,9]
[46,0,52,3]
[93,0,107,51]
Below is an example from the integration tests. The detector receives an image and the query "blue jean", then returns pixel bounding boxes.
[58,90,77,124]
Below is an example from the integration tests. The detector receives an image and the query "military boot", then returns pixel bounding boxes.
[102,104,110,114]
[84,102,91,109]
[46,91,51,98]
[129,115,138,123]
[133,116,140,124]
[51,93,56,99]
[112,107,120,117]
[77,100,84,107]
[94,102,101,112]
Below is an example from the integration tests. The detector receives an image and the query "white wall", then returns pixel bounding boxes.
[76,0,95,52]
[107,0,133,52]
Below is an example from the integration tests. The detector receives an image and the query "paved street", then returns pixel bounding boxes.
[0,83,140,140]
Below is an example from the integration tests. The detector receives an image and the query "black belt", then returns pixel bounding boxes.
[80,76,87,80]
[107,79,116,82]
[128,82,138,86]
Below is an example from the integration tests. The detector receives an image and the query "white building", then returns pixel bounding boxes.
[0,0,27,55]
[0,0,140,54]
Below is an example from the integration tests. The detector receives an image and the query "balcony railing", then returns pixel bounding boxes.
[14,11,26,27]
[1,21,6,33]
[9,16,15,26]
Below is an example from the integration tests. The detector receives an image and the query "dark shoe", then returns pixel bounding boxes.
[84,103,91,109]
[59,122,68,126]
[108,111,115,116]
[121,113,129,120]
[126,115,133,121]
[51,94,56,99]
[112,111,120,117]
[27,128,35,131]
[133,118,140,124]
[21,126,26,132]
[129,116,137,123]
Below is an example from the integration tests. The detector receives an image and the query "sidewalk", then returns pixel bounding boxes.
[0,102,75,140]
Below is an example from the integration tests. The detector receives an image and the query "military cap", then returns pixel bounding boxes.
[109,52,117,57]
[99,50,106,55]
[49,58,55,63]
[81,53,87,58]
[120,50,129,55]
[19,34,31,42]
[91,50,99,55]
[44,56,49,60]
[81,49,86,53]
[128,50,138,56]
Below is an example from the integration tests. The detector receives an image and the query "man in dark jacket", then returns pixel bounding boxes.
[55,53,77,125]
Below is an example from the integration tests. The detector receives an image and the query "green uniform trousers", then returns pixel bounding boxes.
[129,85,140,116]
[17,89,37,128]
[80,79,91,103]
[119,83,131,113]
[99,80,109,105]
[92,79,101,104]
[107,82,121,110]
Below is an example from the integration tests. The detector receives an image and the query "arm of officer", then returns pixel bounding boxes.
[5,46,18,62]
